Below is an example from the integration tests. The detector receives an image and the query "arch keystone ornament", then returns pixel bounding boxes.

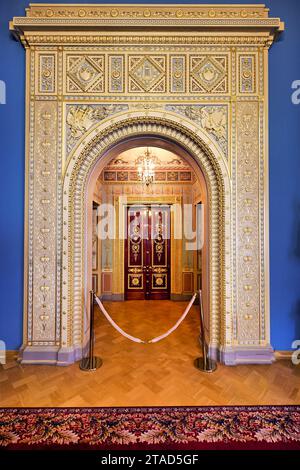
[10,4,284,366]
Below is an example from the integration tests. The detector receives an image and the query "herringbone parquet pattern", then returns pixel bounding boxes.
[0,300,299,407]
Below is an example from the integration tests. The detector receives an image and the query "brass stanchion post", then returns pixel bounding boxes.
[194,290,217,373]
[80,290,102,371]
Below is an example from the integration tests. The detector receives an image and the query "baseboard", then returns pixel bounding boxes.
[20,345,83,366]
[4,349,295,366]
[101,294,195,302]
[0,350,19,368]
[218,345,275,365]
[274,350,293,360]
[170,293,195,301]
[100,293,125,301]
[5,350,18,358]
[98,293,197,302]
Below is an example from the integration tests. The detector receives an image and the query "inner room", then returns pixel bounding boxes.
[91,144,206,304]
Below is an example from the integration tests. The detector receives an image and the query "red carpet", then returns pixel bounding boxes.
[0,406,299,450]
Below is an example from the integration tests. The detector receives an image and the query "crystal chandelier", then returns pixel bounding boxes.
[135,148,159,186]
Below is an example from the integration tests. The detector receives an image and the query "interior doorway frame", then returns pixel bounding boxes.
[11,3,282,366]
[66,114,228,366]
[123,203,172,301]
[113,195,184,302]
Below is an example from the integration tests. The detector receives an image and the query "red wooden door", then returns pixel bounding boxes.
[125,205,170,300]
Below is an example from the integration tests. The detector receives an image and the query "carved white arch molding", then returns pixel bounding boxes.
[11,3,283,366]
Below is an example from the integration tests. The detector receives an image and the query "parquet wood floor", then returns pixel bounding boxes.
[1,300,299,407]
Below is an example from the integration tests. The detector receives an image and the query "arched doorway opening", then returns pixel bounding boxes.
[60,113,230,365]
[88,137,209,318]
[89,136,208,300]
[86,137,211,362]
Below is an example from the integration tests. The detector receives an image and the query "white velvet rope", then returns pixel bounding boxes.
[94,292,197,344]
[95,295,145,343]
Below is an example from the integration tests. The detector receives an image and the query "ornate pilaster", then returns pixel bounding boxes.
[236,101,260,344]
[22,98,59,362]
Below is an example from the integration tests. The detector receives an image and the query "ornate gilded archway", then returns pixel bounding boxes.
[63,112,228,364]
[11,3,283,365]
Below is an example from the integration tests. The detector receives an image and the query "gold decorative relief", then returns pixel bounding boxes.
[38,54,56,93]
[109,56,124,93]
[190,55,228,93]
[66,104,129,153]
[170,56,186,93]
[32,102,57,344]
[66,55,104,93]
[236,102,260,344]
[128,274,143,289]
[166,105,228,157]
[26,4,272,20]
[152,274,167,289]
[238,54,256,94]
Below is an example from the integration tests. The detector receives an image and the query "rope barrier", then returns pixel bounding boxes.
[94,292,197,344]
[95,295,145,343]
[148,292,197,343]
[80,290,217,373]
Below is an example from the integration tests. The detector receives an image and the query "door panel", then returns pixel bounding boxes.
[150,207,170,299]
[126,208,145,300]
[125,205,170,300]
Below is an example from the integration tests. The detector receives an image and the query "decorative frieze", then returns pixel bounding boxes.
[56,50,228,96]
[26,4,270,20]
[102,169,193,184]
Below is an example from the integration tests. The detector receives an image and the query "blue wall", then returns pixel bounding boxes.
[0,0,299,350]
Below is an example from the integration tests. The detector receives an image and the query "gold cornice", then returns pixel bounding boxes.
[26,4,271,19]
[10,4,284,44]
[11,34,278,47]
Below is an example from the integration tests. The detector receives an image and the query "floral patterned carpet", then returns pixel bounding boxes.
[0,406,300,450]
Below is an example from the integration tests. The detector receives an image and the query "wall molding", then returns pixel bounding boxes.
[274,350,293,360]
